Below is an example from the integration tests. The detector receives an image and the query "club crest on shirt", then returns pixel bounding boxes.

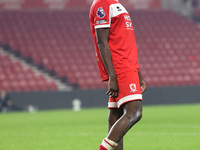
[129,83,138,93]
[97,7,105,18]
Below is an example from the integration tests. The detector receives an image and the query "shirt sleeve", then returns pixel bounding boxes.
[93,1,111,29]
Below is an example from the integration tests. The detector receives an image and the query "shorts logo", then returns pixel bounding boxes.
[97,7,105,18]
[129,83,138,93]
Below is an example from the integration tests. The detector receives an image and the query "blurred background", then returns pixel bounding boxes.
[0,0,200,112]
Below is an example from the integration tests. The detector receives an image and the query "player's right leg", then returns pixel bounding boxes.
[108,108,123,150]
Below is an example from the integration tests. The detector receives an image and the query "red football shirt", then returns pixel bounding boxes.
[90,0,139,81]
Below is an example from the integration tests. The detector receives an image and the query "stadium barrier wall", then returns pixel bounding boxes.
[9,86,200,111]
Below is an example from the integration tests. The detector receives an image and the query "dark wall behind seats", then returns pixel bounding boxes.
[10,86,200,110]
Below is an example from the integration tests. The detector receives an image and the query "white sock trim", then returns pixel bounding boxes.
[105,138,118,147]
[101,138,118,150]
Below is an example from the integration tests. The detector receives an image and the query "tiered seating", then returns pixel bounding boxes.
[0,10,107,89]
[0,10,200,89]
[193,8,200,19]
[131,10,200,87]
[0,52,57,92]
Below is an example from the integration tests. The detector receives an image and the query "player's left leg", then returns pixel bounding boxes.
[98,100,142,150]
[107,100,142,143]
[98,71,142,150]
[108,108,123,150]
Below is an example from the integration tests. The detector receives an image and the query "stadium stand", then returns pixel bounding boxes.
[0,10,200,90]
[132,10,200,87]
[0,51,57,91]
[193,7,200,20]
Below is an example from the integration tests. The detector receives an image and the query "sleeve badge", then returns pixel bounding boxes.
[97,7,106,18]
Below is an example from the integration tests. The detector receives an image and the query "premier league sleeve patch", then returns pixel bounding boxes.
[97,7,106,18]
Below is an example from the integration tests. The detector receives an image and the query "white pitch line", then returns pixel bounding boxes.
[140,124,200,129]
[63,132,200,136]
[132,132,200,136]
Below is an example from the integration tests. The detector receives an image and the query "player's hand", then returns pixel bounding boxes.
[140,79,147,93]
[106,76,119,98]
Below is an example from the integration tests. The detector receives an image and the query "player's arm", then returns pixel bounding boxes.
[95,28,119,98]
[138,71,147,93]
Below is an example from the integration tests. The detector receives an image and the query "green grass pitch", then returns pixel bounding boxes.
[0,103,200,150]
